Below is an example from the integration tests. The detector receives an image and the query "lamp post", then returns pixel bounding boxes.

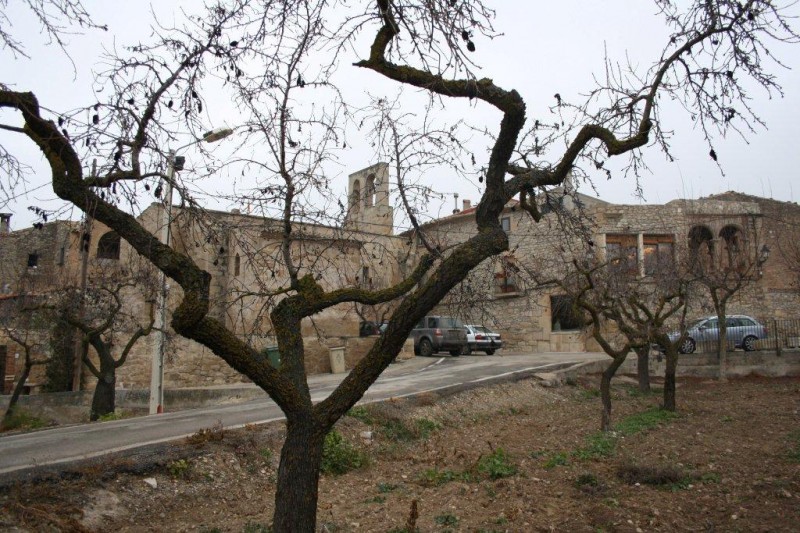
[149,127,234,415]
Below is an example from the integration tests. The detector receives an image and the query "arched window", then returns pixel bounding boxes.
[720,225,745,270]
[364,174,376,207]
[97,231,121,260]
[350,179,361,213]
[688,225,713,273]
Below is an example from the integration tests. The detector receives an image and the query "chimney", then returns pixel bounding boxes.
[0,213,11,233]
[462,199,471,211]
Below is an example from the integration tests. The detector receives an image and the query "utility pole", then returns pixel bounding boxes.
[149,127,234,414]
[71,160,96,392]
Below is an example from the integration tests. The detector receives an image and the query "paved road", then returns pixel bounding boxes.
[0,353,606,476]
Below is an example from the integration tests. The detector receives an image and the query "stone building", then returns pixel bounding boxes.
[1,163,413,392]
[409,188,799,353]
[2,163,799,393]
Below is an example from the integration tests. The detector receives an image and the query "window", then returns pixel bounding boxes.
[350,179,361,213]
[688,225,714,273]
[57,246,66,266]
[27,253,38,268]
[234,254,241,276]
[501,217,511,233]
[494,256,520,294]
[550,295,584,331]
[359,266,372,288]
[605,234,637,275]
[643,235,674,275]
[365,174,376,207]
[720,225,745,270]
[96,231,121,260]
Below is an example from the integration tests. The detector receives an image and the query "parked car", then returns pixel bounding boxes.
[668,315,768,354]
[463,324,502,355]
[411,316,469,357]
[359,321,388,337]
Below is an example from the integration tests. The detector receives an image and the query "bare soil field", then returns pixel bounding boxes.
[1,374,799,532]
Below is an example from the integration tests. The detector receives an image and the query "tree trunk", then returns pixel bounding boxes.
[718,320,728,381]
[636,345,650,393]
[663,347,679,412]
[599,356,626,432]
[2,363,31,426]
[272,416,325,532]
[90,370,116,421]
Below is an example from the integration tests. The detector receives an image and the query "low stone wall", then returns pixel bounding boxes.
[534,350,800,388]
[621,350,800,379]
[1,338,417,423]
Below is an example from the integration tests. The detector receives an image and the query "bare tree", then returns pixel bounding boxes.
[1,0,797,529]
[689,215,770,378]
[0,291,51,426]
[57,258,156,420]
[540,247,691,429]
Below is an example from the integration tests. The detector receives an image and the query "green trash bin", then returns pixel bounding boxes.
[263,346,281,369]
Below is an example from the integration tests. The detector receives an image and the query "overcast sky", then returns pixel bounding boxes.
[2,1,799,230]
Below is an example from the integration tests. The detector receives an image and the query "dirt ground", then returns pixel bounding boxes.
[1,374,799,532]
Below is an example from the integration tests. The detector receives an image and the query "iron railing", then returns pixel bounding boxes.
[690,318,800,354]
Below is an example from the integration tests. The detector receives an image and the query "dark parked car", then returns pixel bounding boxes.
[411,316,468,357]
[463,324,502,355]
[359,321,388,337]
[669,315,768,354]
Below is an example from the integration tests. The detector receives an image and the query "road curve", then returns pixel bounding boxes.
[0,353,605,476]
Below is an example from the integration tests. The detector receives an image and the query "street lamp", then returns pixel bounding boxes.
[149,127,234,415]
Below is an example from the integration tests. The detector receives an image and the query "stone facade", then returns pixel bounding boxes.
[409,190,800,353]
[2,168,800,392]
[1,164,412,391]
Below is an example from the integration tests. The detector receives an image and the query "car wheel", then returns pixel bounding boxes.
[680,338,696,354]
[743,335,757,352]
[449,349,461,357]
[460,345,472,356]
[418,338,433,357]
[485,349,495,356]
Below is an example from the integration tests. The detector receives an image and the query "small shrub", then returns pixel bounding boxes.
[574,472,607,495]
[418,467,468,487]
[2,409,46,431]
[98,410,124,422]
[415,418,441,439]
[435,513,459,527]
[574,472,599,488]
[168,458,191,478]
[377,482,399,493]
[788,430,800,463]
[321,430,369,476]
[477,448,517,480]
[580,387,600,400]
[615,408,677,436]
[543,452,569,469]
[259,448,273,463]
[347,406,374,425]
[186,421,225,446]
[617,463,684,486]
[242,522,272,533]
[573,432,616,460]
[365,495,386,504]
[380,419,416,441]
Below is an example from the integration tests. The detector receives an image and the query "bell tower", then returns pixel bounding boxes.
[345,163,394,235]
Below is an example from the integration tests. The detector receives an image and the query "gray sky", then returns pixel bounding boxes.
[2,1,799,229]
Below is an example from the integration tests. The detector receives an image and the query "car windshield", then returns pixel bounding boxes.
[439,317,464,328]
[474,326,492,334]
[688,318,708,329]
